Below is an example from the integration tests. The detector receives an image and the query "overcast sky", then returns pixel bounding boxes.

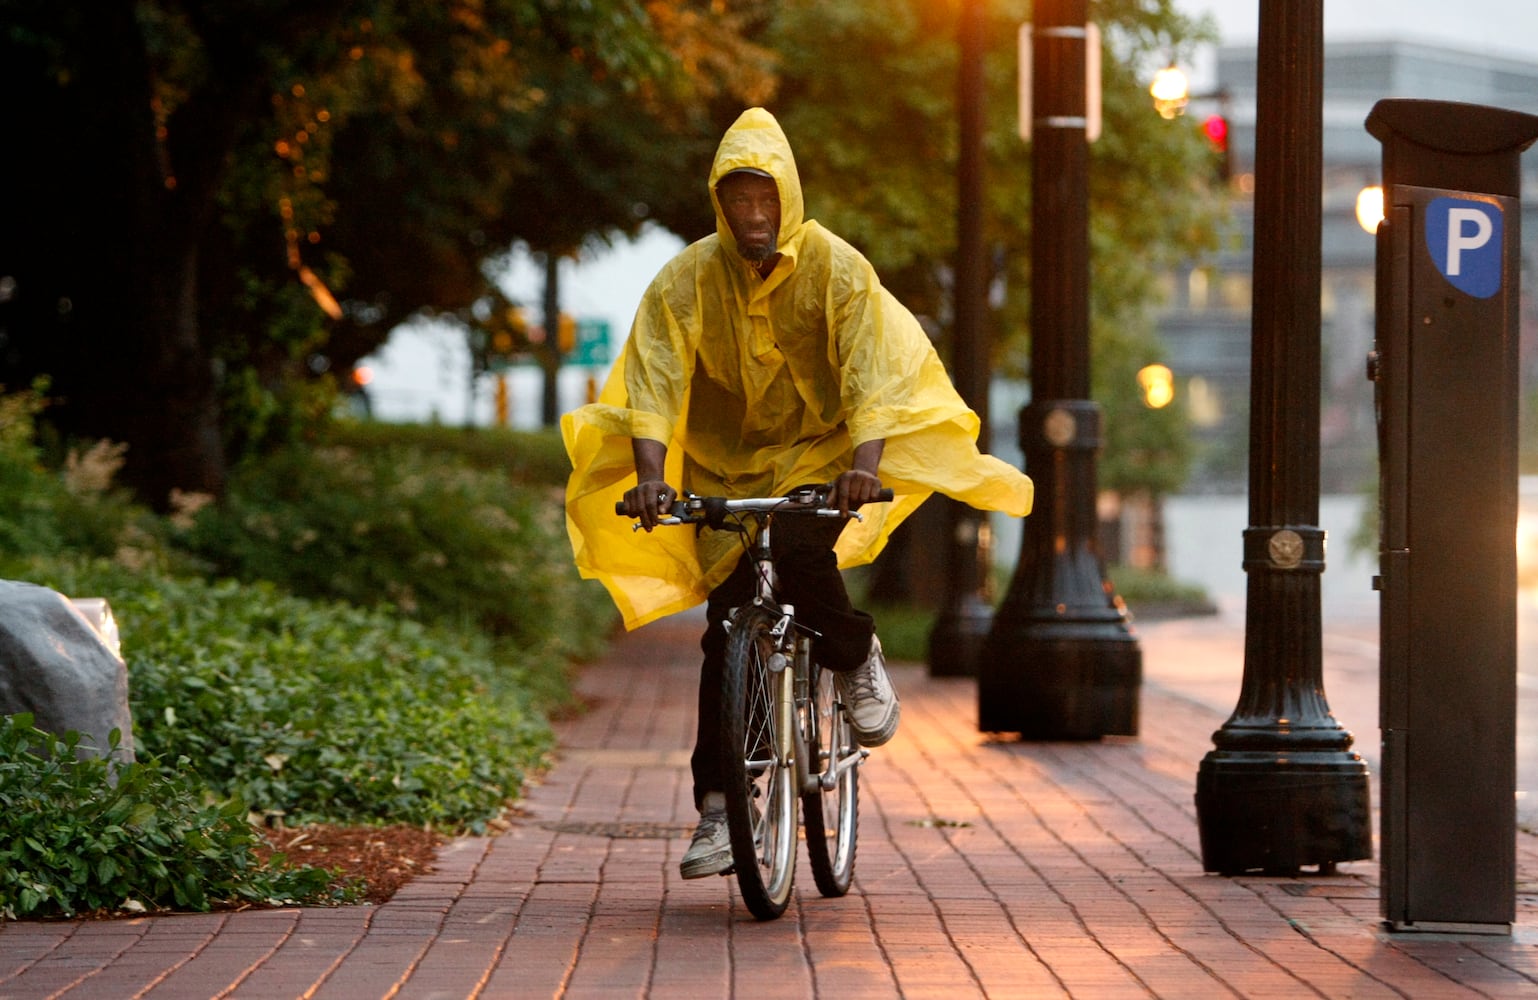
[1177,1,1538,68]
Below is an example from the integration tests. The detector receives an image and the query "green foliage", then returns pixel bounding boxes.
[1106,563,1209,605]
[1,1,775,502]
[763,0,1222,501]
[0,382,178,568]
[178,441,612,661]
[0,403,605,916]
[1095,324,1194,497]
[864,601,938,664]
[201,0,773,444]
[323,420,574,487]
[0,713,349,920]
[20,559,560,832]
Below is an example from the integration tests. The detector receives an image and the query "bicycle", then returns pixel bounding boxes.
[617,483,892,920]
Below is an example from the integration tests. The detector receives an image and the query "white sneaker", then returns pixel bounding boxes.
[835,636,901,747]
[679,791,732,879]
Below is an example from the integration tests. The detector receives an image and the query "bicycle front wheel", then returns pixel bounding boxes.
[803,661,859,896]
[721,605,798,921]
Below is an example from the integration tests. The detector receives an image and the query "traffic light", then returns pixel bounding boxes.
[1201,113,1231,184]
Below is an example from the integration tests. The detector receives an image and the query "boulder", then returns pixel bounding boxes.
[0,580,134,762]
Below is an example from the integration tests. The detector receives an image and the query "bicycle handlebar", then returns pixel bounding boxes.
[614,485,894,523]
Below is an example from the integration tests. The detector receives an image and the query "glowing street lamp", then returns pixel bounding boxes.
[1356,184,1385,233]
[1138,364,1175,408]
[1150,64,1189,119]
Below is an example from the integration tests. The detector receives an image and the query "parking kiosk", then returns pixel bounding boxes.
[1367,98,1538,933]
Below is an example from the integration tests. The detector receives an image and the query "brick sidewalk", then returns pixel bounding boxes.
[2,612,1536,998]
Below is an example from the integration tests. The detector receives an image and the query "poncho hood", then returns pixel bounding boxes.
[709,108,805,257]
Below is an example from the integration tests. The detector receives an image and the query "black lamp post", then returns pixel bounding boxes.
[929,0,995,677]
[978,0,1140,737]
[1193,0,1371,875]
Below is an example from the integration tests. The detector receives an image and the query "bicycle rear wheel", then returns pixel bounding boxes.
[721,604,798,920]
[802,661,859,896]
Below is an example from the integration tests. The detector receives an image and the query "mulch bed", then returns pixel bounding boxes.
[258,823,446,905]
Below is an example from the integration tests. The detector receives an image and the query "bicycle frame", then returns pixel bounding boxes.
[736,504,864,800]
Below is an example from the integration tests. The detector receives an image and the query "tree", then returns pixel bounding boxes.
[760,0,1220,493]
[0,0,297,505]
[0,1,771,505]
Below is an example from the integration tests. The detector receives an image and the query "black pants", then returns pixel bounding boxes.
[690,515,874,810]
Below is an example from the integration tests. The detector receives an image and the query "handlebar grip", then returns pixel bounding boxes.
[614,500,627,516]
[876,488,894,503]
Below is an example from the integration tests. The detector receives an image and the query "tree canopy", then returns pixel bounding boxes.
[762,0,1223,495]
[0,0,1220,507]
[0,0,772,505]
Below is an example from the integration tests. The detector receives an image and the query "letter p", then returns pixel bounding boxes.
[1446,207,1493,277]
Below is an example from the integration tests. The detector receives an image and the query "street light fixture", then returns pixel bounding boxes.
[1137,364,1175,408]
[1192,0,1370,876]
[1150,64,1189,119]
[928,0,993,677]
[1356,184,1385,233]
[979,0,1141,739]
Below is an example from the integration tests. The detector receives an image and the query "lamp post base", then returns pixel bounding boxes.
[1196,749,1371,875]
[978,621,1140,737]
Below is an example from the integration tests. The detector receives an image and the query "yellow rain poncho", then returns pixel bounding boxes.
[562,108,1033,629]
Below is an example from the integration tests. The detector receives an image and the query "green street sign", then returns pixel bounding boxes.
[571,319,611,367]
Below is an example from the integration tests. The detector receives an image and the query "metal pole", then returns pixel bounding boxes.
[1193,0,1371,875]
[929,0,994,677]
[978,0,1140,737]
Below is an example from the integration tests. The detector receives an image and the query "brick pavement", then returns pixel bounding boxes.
[2,611,1536,999]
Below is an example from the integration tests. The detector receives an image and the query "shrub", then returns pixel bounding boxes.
[22,560,556,831]
[1106,563,1212,605]
[0,713,349,919]
[324,420,574,487]
[0,382,172,566]
[178,441,613,662]
[0,397,604,916]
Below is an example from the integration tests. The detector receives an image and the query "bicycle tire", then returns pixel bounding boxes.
[721,604,798,920]
[802,661,859,896]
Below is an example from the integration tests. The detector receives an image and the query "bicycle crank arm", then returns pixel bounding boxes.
[819,747,868,790]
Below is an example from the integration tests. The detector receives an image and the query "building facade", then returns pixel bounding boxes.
[1158,40,1538,495]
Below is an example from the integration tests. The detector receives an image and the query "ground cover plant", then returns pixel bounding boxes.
[0,713,351,919]
[35,561,558,831]
[0,389,609,917]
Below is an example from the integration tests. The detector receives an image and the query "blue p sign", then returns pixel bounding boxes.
[1425,196,1503,299]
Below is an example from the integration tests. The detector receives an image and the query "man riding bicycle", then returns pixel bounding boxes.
[563,107,1033,881]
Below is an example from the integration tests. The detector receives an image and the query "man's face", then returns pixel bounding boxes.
[717,172,780,263]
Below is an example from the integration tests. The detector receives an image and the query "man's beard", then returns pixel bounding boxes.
[735,227,779,262]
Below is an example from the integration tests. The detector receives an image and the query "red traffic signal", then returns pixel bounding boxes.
[1201,114,1229,152]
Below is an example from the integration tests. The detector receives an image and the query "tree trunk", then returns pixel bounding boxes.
[0,3,228,509]
[541,252,563,428]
